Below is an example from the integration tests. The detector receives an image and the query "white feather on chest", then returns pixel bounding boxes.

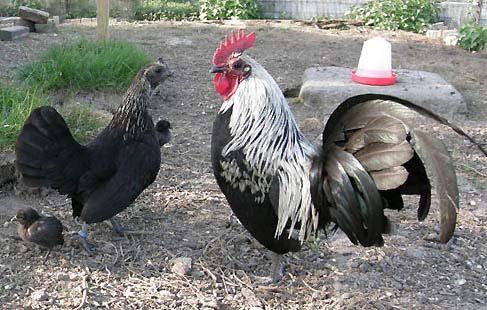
[218,55,319,242]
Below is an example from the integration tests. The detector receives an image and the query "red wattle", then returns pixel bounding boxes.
[213,72,238,101]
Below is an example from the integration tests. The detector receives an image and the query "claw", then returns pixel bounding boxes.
[109,218,133,236]
[78,235,96,255]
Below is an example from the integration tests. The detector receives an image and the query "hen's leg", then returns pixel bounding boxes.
[78,222,95,255]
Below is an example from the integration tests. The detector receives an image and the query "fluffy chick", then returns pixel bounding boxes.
[16,208,64,263]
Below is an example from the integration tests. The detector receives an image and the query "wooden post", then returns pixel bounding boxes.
[96,0,109,41]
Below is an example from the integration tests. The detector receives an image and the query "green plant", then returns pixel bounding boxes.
[458,22,487,52]
[18,39,150,92]
[347,0,440,33]
[134,0,199,21]
[0,0,44,17]
[57,103,110,144]
[65,8,97,19]
[199,0,261,20]
[0,84,47,149]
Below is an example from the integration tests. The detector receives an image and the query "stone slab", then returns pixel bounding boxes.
[14,18,35,32]
[18,6,49,24]
[35,20,57,33]
[299,67,467,122]
[0,17,21,25]
[0,26,29,41]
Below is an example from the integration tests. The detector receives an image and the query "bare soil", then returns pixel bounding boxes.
[0,20,486,309]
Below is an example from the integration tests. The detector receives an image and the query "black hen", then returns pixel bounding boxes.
[209,31,486,283]
[16,207,64,263]
[15,58,173,254]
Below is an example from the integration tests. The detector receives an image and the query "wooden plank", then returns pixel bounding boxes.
[96,0,110,41]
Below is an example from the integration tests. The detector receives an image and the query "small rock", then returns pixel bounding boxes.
[455,278,466,286]
[19,244,29,253]
[405,247,425,259]
[159,290,174,298]
[192,270,205,277]
[341,292,351,299]
[392,280,403,290]
[469,200,477,206]
[171,257,192,276]
[31,289,48,301]
[359,262,370,273]
[2,221,9,228]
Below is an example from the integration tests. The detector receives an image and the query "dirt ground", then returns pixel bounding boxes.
[0,20,486,309]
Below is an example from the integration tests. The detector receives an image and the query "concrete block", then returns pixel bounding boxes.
[429,22,448,31]
[35,20,57,33]
[444,35,459,46]
[18,6,49,24]
[426,29,442,39]
[14,18,35,32]
[50,15,65,25]
[51,16,60,25]
[0,17,21,25]
[442,29,459,38]
[299,67,467,122]
[0,26,29,41]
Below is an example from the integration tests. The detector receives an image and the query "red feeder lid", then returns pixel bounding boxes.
[351,70,397,86]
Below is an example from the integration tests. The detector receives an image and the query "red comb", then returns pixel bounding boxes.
[212,30,256,66]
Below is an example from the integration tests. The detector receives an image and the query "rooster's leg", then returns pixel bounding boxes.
[78,223,96,255]
[269,252,284,283]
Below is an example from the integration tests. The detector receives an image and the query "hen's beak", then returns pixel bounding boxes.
[209,65,225,74]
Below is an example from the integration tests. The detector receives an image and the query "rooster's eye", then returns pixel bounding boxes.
[233,61,243,70]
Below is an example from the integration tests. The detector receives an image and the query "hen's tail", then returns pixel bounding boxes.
[15,106,87,195]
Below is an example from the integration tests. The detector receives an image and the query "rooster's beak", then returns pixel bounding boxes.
[209,65,225,74]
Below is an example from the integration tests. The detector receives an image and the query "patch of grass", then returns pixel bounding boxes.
[0,84,47,150]
[57,103,110,144]
[134,0,199,21]
[18,39,150,92]
[346,0,440,33]
[0,84,110,150]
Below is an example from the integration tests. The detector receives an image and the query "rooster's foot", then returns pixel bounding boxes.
[255,253,284,285]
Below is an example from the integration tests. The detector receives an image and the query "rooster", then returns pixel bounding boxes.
[15,58,173,254]
[210,31,487,283]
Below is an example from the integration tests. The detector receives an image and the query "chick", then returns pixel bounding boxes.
[155,119,172,147]
[16,208,64,263]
